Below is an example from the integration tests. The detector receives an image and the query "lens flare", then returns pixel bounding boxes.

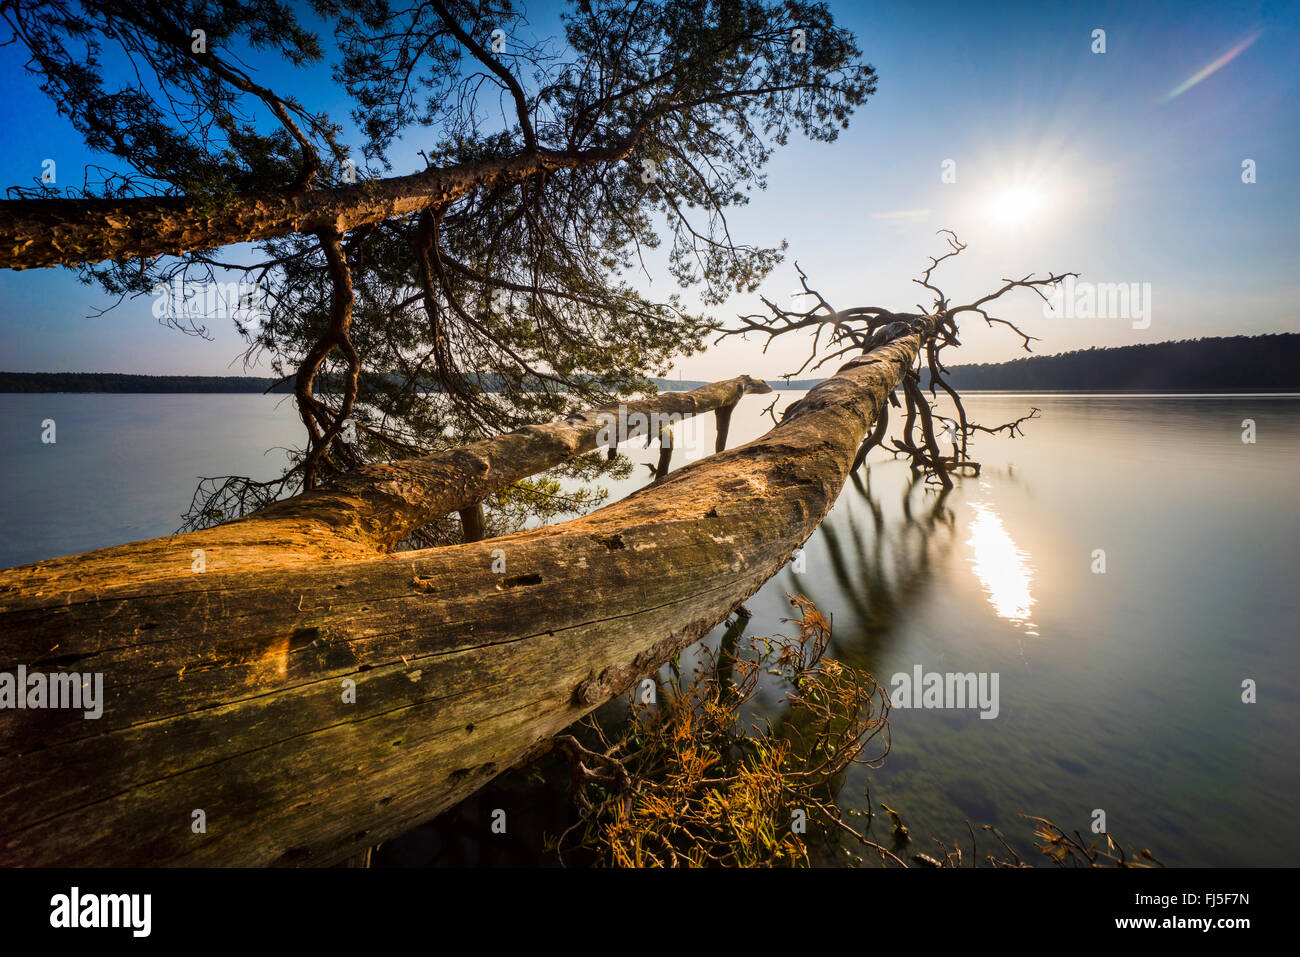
[1162,32,1260,103]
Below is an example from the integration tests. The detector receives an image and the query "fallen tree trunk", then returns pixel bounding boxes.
[0,337,918,866]
[3,375,770,588]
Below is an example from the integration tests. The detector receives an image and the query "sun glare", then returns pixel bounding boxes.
[986,185,1045,227]
[966,502,1036,627]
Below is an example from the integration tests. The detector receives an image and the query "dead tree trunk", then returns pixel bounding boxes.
[4,375,771,589]
[0,338,916,866]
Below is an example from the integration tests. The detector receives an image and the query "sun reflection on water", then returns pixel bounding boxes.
[966,502,1037,632]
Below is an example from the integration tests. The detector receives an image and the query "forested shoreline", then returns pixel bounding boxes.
[3,334,1296,393]
[943,334,1298,392]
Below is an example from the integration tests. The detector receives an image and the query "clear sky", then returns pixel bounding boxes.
[0,0,1296,381]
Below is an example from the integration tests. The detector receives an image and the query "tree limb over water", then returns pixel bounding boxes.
[0,0,876,490]
[0,340,911,865]
[721,231,1077,487]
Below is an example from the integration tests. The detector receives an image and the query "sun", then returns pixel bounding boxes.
[986,185,1045,227]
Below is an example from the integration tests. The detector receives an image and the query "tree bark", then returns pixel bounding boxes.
[2,375,772,590]
[715,403,735,453]
[459,504,486,543]
[0,143,640,271]
[0,338,916,866]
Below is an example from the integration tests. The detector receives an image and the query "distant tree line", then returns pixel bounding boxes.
[0,371,717,394]
[0,373,295,393]
[944,334,1298,392]
[3,335,1295,393]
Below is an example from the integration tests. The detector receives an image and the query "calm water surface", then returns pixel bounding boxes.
[1,391,1295,866]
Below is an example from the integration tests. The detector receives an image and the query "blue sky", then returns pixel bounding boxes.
[0,0,1296,380]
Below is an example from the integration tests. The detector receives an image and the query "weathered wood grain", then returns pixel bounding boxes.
[0,374,771,590]
[0,339,916,866]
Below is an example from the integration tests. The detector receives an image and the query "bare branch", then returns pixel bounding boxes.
[719,232,1074,484]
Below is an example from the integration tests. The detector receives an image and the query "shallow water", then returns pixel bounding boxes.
[708,393,1300,866]
[1,391,1295,865]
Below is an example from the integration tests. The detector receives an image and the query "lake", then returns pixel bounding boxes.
[2,391,1296,866]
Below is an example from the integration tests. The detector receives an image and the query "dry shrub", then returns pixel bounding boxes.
[547,595,1162,869]
[548,595,892,866]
